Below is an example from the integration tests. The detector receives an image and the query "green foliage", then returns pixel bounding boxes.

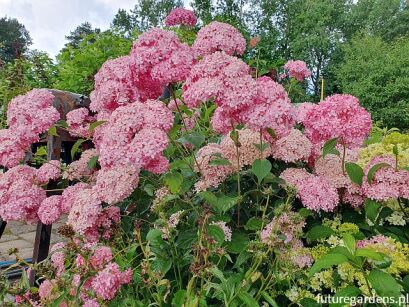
[53,30,133,95]
[0,16,32,62]
[336,35,409,130]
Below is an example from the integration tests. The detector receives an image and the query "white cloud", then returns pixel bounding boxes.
[0,0,137,57]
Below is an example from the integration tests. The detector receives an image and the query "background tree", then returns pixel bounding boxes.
[0,17,32,63]
[335,35,409,130]
[54,31,133,95]
[64,22,101,49]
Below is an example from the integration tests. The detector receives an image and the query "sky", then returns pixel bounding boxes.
[0,0,138,57]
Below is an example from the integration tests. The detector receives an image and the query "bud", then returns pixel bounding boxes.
[249,36,261,48]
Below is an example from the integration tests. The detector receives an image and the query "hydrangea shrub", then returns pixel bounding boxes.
[1,8,409,307]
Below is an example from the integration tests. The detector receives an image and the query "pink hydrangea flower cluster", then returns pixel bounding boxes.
[361,156,409,201]
[271,129,312,162]
[50,242,66,276]
[165,7,197,27]
[63,149,98,181]
[194,143,234,191]
[130,28,195,85]
[66,107,97,138]
[0,89,59,168]
[195,129,272,191]
[192,21,246,57]
[0,165,47,223]
[95,100,173,173]
[303,94,372,149]
[90,246,113,269]
[36,160,61,185]
[280,168,339,212]
[91,263,132,300]
[241,76,296,138]
[90,56,145,114]
[260,212,305,247]
[283,60,311,81]
[38,195,63,225]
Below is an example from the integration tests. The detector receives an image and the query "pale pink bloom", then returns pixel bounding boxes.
[283,60,311,81]
[91,263,132,300]
[271,129,312,163]
[193,21,246,57]
[165,7,197,27]
[50,242,65,276]
[36,160,61,185]
[66,107,97,138]
[90,246,113,270]
[63,149,98,181]
[38,195,62,225]
[303,94,372,149]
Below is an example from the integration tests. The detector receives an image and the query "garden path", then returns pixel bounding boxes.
[0,216,67,262]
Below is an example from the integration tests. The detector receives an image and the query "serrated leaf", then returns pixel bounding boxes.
[252,159,272,184]
[89,120,107,132]
[367,163,391,184]
[306,225,335,241]
[87,155,98,170]
[177,132,205,148]
[308,253,348,277]
[164,172,183,194]
[227,232,249,254]
[35,146,47,156]
[71,138,86,159]
[322,137,339,157]
[345,162,364,186]
[208,225,225,245]
[367,269,401,300]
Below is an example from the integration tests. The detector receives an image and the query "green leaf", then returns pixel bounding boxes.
[71,138,86,159]
[393,144,399,155]
[329,286,361,307]
[265,128,276,139]
[253,142,269,153]
[355,248,385,261]
[345,162,364,186]
[55,119,68,129]
[209,157,232,166]
[227,232,249,254]
[230,130,239,145]
[342,233,356,254]
[251,159,272,184]
[261,291,279,307]
[177,132,205,148]
[367,163,391,184]
[199,191,238,213]
[322,137,339,157]
[308,253,348,277]
[364,199,381,222]
[244,217,263,230]
[172,290,187,306]
[89,120,107,132]
[238,292,259,307]
[48,125,58,136]
[35,146,47,156]
[300,298,320,307]
[306,225,335,241]
[208,225,225,245]
[164,172,183,194]
[367,269,402,300]
[87,155,98,170]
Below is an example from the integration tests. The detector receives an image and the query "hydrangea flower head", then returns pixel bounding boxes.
[165,8,197,27]
[283,60,311,81]
[303,94,372,148]
[193,21,246,57]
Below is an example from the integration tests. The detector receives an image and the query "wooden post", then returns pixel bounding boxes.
[0,219,6,239]
[29,134,61,286]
